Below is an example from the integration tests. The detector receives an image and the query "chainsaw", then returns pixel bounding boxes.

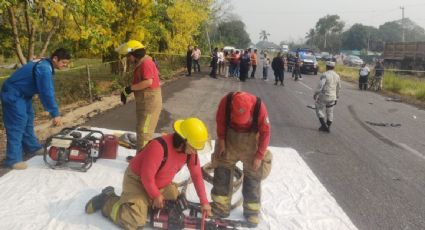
[43,127,118,172]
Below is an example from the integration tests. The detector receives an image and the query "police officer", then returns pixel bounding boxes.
[211,91,272,227]
[118,40,162,152]
[85,118,212,229]
[313,61,341,132]
[0,48,71,170]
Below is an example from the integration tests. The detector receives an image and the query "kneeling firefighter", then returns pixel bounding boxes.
[85,118,212,229]
[118,40,162,152]
[211,91,272,227]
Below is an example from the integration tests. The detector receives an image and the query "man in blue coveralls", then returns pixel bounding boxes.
[1,48,71,170]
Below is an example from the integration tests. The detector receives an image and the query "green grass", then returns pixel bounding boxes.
[318,62,425,102]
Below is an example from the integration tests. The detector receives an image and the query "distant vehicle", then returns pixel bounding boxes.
[223,46,236,52]
[383,42,425,71]
[299,53,318,75]
[322,54,337,62]
[314,52,323,60]
[320,52,330,58]
[281,45,289,53]
[344,55,364,66]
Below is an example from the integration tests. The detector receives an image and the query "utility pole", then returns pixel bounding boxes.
[400,6,405,42]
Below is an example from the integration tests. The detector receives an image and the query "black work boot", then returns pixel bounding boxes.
[326,121,332,132]
[244,213,259,228]
[85,186,116,214]
[318,118,329,132]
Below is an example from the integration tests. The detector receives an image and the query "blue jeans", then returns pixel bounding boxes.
[263,67,268,79]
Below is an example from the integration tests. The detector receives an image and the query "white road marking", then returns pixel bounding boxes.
[299,81,313,90]
[397,143,425,161]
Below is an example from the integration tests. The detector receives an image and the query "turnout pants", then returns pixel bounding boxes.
[211,129,272,219]
[102,168,179,230]
[1,87,42,166]
[135,88,162,151]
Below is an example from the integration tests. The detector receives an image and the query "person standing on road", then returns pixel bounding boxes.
[218,48,225,76]
[210,47,219,78]
[359,63,370,90]
[250,49,258,78]
[272,52,285,86]
[192,46,201,72]
[85,118,212,229]
[373,60,385,91]
[239,50,251,82]
[0,48,70,170]
[292,58,302,80]
[262,54,270,81]
[186,45,193,76]
[313,61,341,133]
[211,91,272,227]
[118,40,162,153]
[224,51,230,78]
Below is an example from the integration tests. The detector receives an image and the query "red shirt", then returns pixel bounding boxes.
[216,93,271,160]
[132,57,160,89]
[129,134,208,205]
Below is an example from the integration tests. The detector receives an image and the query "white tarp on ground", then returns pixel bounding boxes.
[0,128,357,230]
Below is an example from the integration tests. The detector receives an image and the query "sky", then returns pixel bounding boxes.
[230,0,425,44]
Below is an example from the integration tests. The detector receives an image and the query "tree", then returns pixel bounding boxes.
[259,30,270,41]
[215,20,251,48]
[379,18,425,43]
[165,0,210,53]
[306,15,344,52]
[341,24,381,51]
[0,0,215,63]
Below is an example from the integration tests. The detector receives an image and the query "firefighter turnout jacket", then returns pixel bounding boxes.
[129,134,209,205]
[216,92,271,160]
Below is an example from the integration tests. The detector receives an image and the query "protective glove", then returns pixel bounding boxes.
[120,86,132,104]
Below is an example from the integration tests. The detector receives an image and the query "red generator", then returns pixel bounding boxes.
[44,127,118,172]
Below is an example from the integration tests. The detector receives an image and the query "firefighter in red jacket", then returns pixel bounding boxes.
[85,118,212,229]
[211,91,272,227]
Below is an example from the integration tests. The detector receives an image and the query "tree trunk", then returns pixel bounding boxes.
[8,7,27,65]
[24,2,35,60]
[39,19,59,58]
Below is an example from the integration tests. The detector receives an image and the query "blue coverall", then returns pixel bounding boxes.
[1,59,60,167]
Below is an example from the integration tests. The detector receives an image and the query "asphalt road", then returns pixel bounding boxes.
[85,66,425,230]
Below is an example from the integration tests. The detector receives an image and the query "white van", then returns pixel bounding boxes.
[281,45,289,53]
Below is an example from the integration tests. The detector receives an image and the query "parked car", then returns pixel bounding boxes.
[322,54,337,62]
[344,55,364,66]
[314,52,323,60]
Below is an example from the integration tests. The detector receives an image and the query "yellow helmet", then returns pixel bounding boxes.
[174,118,209,150]
[116,40,145,55]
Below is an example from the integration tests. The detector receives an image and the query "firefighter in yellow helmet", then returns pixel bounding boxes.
[118,40,163,155]
[85,118,212,229]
